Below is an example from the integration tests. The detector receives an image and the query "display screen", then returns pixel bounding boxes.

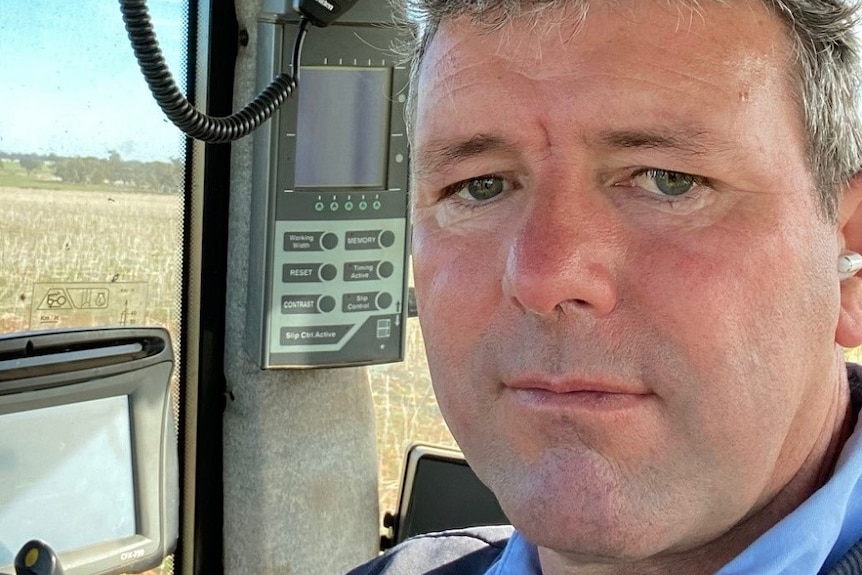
[0,396,136,565]
[295,66,392,189]
[399,452,508,543]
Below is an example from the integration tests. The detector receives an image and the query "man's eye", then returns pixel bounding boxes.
[632,169,701,197]
[449,176,508,202]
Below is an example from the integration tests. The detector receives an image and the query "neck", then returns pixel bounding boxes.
[539,360,855,575]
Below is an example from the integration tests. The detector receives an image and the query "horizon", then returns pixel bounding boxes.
[0,150,181,164]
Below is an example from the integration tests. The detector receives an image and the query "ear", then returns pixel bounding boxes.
[836,173,862,347]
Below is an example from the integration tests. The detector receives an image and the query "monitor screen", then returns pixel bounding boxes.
[0,396,136,565]
[0,327,177,575]
[295,66,392,189]
[395,444,509,544]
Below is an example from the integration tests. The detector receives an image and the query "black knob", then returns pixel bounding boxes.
[14,540,65,575]
[318,296,336,313]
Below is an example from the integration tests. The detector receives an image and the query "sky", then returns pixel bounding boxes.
[0,0,188,162]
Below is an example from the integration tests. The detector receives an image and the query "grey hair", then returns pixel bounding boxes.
[391,0,862,221]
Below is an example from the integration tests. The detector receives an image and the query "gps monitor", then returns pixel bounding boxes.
[0,327,178,575]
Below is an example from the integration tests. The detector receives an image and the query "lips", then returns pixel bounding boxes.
[504,375,653,412]
[505,375,651,396]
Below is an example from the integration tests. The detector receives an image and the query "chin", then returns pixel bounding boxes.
[492,472,684,561]
[515,512,681,563]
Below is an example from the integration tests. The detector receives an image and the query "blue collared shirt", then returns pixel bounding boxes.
[483,421,862,575]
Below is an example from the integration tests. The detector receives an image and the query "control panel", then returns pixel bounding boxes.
[268,191,407,365]
[247,2,409,368]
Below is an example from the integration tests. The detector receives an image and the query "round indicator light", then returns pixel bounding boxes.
[321,233,338,250]
[318,296,336,313]
[379,230,396,248]
[378,261,394,278]
[320,264,337,281]
[376,292,393,309]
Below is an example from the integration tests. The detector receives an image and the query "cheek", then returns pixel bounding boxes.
[412,221,505,422]
[627,213,838,424]
[412,222,504,343]
[632,214,823,349]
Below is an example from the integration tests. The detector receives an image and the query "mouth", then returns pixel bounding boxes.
[504,376,653,412]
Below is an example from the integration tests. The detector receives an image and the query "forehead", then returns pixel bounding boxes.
[412,0,798,160]
[416,0,790,74]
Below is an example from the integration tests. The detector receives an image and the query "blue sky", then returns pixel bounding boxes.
[0,0,187,162]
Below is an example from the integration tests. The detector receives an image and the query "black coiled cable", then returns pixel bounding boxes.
[120,0,309,144]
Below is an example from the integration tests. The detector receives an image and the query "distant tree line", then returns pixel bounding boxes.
[0,151,183,194]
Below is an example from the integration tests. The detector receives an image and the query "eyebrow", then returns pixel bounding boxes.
[595,128,723,157]
[414,126,735,178]
[414,134,519,178]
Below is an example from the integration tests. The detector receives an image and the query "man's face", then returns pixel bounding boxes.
[411,0,847,562]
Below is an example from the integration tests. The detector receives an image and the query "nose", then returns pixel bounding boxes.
[501,186,621,319]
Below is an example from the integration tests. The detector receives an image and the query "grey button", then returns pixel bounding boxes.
[379,230,396,248]
[320,264,338,281]
[321,232,339,250]
[318,296,336,313]
[377,261,394,278]
[376,292,393,309]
